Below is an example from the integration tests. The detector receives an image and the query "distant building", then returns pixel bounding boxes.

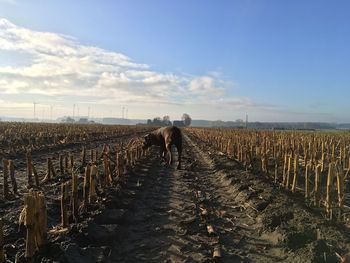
[78,118,89,124]
[62,116,75,123]
[102,118,129,125]
[173,120,185,127]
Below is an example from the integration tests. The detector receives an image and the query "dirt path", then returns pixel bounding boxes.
[110,137,211,262]
[109,132,278,262]
[110,134,276,262]
[184,135,287,262]
[104,133,350,263]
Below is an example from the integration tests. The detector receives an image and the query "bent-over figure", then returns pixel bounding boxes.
[142,126,182,169]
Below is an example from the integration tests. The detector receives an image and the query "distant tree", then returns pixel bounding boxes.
[147,116,174,126]
[152,117,162,125]
[181,113,192,127]
[163,115,171,125]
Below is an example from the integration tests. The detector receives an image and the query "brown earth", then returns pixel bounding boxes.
[1,130,350,262]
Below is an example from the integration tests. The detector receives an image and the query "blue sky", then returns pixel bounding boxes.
[0,0,349,122]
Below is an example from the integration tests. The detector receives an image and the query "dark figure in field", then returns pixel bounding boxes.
[143,126,182,169]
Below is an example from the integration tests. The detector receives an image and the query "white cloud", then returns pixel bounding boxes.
[0,18,269,120]
[189,76,225,97]
[0,0,17,5]
[0,98,32,108]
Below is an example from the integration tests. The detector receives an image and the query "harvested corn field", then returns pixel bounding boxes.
[1,123,350,262]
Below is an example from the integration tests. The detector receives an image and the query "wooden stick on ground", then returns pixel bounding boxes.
[314,164,321,206]
[72,173,78,222]
[103,155,110,187]
[31,163,39,187]
[0,218,5,263]
[116,153,123,177]
[70,155,74,170]
[64,154,69,173]
[282,153,287,186]
[90,149,94,163]
[24,193,36,260]
[108,157,113,184]
[305,163,310,199]
[326,162,334,218]
[89,165,97,203]
[59,154,64,176]
[2,160,9,200]
[94,150,98,162]
[336,163,344,218]
[80,164,91,213]
[61,183,69,228]
[292,154,298,192]
[50,158,56,178]
[81,147,86,166]
[285,155,292,190]
[35,192,47,250]
[43,158,51,182]
[8,160,17,195]
[274,159,278,183]
[207,225,215,236]
[26,152,33,187]
[213,246,222,258]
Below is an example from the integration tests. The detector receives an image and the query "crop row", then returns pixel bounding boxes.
[0,122,153,155]
[186,128,350,221]
[0,124,153,262]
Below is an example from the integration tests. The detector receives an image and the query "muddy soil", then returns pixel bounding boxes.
[1,130,350,262]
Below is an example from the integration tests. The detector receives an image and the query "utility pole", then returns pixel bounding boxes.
[88,106,90,120]
[73,104,76,120]
[50,105,54,121]
[33,102,37,120]
[245,114,248,129]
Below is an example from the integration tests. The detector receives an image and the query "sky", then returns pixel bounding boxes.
[0,0,350,122]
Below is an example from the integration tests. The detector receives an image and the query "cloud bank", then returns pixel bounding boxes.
[0,18,281,120]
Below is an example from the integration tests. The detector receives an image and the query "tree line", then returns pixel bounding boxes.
[146,113,192,127]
